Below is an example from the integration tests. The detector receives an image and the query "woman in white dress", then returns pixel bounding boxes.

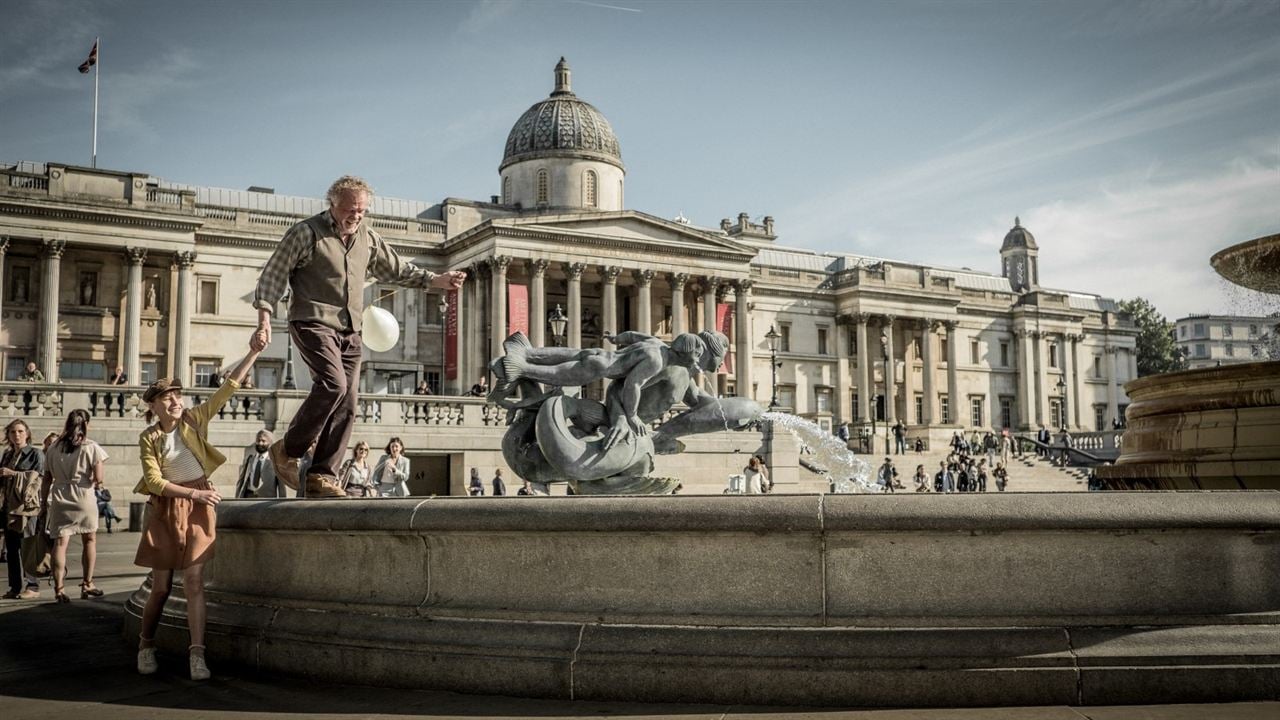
[42,409,108,603]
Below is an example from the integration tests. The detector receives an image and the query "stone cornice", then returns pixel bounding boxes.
[446,223,753,264]
[0,198,203,233]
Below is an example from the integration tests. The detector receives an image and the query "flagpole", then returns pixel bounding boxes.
[91,37,99,168]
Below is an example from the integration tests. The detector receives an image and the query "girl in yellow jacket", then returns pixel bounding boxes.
[133,347,259,681]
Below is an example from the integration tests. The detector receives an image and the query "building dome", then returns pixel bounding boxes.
[500,58,623,172]
[1000,216,1039,251]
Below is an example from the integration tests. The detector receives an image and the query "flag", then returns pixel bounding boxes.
[78,40,98,74]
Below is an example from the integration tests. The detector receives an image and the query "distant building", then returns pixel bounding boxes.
[1174,313,1280,369]
[0,58,1137,441]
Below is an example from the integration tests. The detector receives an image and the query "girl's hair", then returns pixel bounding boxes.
[352,441,370,459]
[3,419,31,448]
[747,456,760,469]
[58,409,90,453]
[385,437,403,454]
[143,389,180,424]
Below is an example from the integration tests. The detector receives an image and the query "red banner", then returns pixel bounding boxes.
[444,289,458,380]
[715,302,734,374]
[508,284,529,339]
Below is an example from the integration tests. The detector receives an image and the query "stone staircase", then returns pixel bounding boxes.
[832,447,1090,493]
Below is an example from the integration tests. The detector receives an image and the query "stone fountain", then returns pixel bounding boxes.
[1096,232,1280,490]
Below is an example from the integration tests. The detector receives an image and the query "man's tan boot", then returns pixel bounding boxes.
[269,439,300,491]
[305,474,345,498]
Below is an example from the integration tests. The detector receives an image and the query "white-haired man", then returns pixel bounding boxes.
[251,176,466,497]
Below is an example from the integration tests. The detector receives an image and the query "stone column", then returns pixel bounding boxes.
[882,315,897,423]
[836,316,852,423]
[945,321,959,426]
[448,272,466,395]
[1071,334,1085,430]
[1033,331,1048,427]
[702,276,719,333]
[902,318,916,424]
[734,279,752,398]
[855,313,871,423]
[529,259,548,347]
[39,239,66,381]
[1128,349,1138,385]
[1015,330,1032,430]
[487,255,510,364]
[567,262,585,349]
[636,269,654,334]
[0,237,8,324]
[920,320,936,426]
[1106,346,1119,427]
[173,251,196,385]
[670,273,688,336]
[461,262,482,388]
[123,247,147,384]
[601,266,621,339]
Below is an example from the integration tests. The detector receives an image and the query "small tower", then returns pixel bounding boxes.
[1000,216,1040,293]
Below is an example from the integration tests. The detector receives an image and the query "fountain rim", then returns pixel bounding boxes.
[1209,232,1280,294]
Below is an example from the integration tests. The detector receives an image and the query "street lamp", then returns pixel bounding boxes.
[765,325,781,410]
[548,304,568,347]
[1056,376,1068,431]
[438,294,449,394]
[282,289,296,390]
[880,332,890,455]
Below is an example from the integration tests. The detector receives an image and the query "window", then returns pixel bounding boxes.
[426,371,442,394]
[1048,341,1059,368]
[1000,397,1013,430]
[1179,325,1187,338]
[1195,344,1207,357]
[1094,405,1106,431]
[59,361,105,381]
[254,364,280,390]
[193,362,219,387]
[940,395,950,425]
[851,391,859,417]
[536,169,549,204]
[780,324,791,353]
[376,285,394,311]
[1000,342,1010,367]
[662,305,672,335]
[584,170,598,207]
[815,387,832,413]
[970,340,980,365]
[818,328,829,355]
[1223,324,1233,338]
[1253,344,1263,357]
[423,292,444,325]
[140,361,157,385]
[848,329,858,355]
[1050,399,1062,429]
[5,357,27,380]
[1225,343,1234,357]
[198,278,218,315]
[1249,324,1259,337]
[77,271,98,306]
[1093,355,1102,377]
[970,397,984,428]
[914,394,923,425]
[1193,323,1206,337]
[778,385,795,410]
[940,337,949,364]
[7,265,32,303]
[502,175,511,204]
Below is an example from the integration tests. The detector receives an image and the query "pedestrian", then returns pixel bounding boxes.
[754,455,772,492]
[935,461,956,494]
[912,463,930,492]
[975,459,989,492]
[1000,428,1012,466]
[95,486,122,532]
[914,437,924,454]
[109,365,128,385]
[206,367,222,389]
[983,431,997,467]
[18,361,44,382]
[339,441,375,497]
[743,456,768,494]
[835,422,850,447]
[252,175,466,498]
[414,380,431,396]
[133,348,259,680]
[371,438,410,497]
[468,468,485,496]
[1057,428,1073,467]
[877,457,898,492]
[234,430,281,499]
[1,419,43,600]
[469,376,488,398]
[993,462,1009,492]
[492,468,507,496]
[892,420,906,455]
[43,409,110,604]
[41,432,59,452]
[517,479,536,496]
[1036,425,1051,457]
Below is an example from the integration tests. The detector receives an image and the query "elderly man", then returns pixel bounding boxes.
[252,175,466,497]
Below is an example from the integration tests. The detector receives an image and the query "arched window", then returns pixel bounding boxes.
[502,175,511,204]
[584,170,598,208]
[536,169,549,205]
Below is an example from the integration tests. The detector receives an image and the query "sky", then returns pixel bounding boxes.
[1,0,1277,320]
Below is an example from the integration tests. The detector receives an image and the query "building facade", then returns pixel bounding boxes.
[0,59,1137,458]
[1174,313,1280,369]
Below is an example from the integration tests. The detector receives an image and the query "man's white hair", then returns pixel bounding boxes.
[326,175,374,205]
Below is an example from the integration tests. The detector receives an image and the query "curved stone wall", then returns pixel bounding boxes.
[124,493,1280,707]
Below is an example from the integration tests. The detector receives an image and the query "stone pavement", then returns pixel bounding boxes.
[1,531,1274,720]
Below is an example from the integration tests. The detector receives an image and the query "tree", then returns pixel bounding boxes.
[1117,297,1187,377]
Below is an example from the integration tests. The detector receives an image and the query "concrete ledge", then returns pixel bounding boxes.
[124,492,1280,707]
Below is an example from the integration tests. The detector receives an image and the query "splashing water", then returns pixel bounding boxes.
[761,412,878,493]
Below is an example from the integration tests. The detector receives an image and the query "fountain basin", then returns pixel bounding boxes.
[124,493,1280,707]
[1211,233,1280,294]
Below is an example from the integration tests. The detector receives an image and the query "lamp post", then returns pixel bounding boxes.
[548,304,568,347]
[438,294,448,394]
[880,331,890,455]
[282,289,296,390]
[1056,376,1067,431]
[765,325,780,410]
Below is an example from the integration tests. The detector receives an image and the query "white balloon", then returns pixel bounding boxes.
[362,305,400,352]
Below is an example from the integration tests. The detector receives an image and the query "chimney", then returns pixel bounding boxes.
[490,195,500,204]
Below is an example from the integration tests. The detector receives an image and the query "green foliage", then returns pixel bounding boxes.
[1117,297,1187,377]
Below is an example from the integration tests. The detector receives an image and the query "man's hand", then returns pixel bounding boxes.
[431,270,467,290]
[602,421,633,452]
[626,415,650,438]
[250,325,270,352]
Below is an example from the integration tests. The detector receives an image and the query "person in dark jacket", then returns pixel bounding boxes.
[492,469,507,496]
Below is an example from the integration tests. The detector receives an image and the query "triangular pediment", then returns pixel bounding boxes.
[491,210,756,257]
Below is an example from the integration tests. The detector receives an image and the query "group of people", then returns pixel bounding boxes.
[468,468,543,496]
[232,432,412,499]
[1035,425,1075,467]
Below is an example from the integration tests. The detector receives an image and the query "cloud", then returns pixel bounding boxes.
[460,0,521,33]
[0,0,109,96]
[985,157,1278,318]
[101,48,199,135]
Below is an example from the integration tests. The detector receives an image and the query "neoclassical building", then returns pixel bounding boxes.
[0,59,1137,455]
